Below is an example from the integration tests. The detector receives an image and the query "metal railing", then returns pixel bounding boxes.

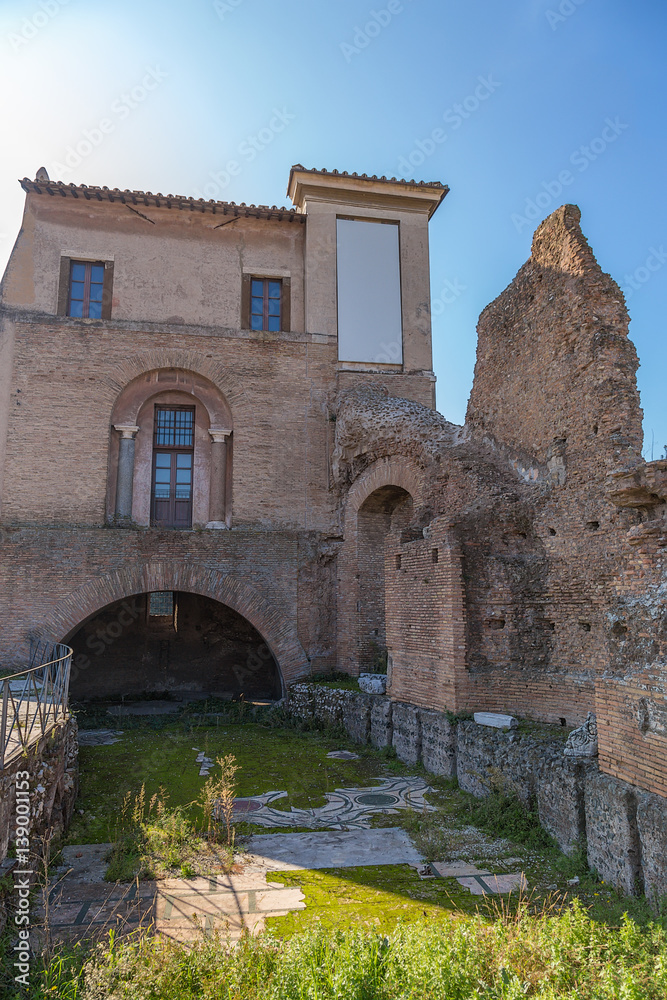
[0,643,73,769]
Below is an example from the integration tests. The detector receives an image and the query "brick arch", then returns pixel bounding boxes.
[343,456,424,532]
[337,457,424,675]
[36,560,309,688]
[98,349,249,412]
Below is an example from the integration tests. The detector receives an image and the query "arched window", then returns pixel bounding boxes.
[107,370,233,529]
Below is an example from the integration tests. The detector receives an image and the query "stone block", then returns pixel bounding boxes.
[456,720,540,804]
[584,771,642,895]
[420,709,456,777]
[536,756,590,853]
[474,712,518,729]
[370,697,393,748]
[341,693,371,744]
[287,684,315,722]
[391,702,421,765]
[636,789,667,903]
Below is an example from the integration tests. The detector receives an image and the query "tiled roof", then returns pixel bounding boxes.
[289,164,448,192]
[19,178,305,223]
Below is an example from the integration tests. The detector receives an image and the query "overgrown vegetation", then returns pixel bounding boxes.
[4,899,667,998]
[105,754,238,880]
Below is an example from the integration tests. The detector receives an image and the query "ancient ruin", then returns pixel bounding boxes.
[0,165,665,898]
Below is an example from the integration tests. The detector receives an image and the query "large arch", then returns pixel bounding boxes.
[33,559,309,689]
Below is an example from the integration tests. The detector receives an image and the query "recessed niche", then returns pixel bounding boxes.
[432,548,439,564]
[395,555,402,570]
[487,618,506,630]
[611,621,628,638]
[586,520,600,530]
[543,620,556,631]
[548,527,557,536]
[579,621,592,632]
[559,717,567,727]
[593,424,598,435]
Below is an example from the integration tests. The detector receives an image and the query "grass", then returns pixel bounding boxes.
[4,898,667,998]
[66,717,407,845]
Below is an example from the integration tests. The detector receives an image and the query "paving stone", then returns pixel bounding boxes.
[244,827,423,870]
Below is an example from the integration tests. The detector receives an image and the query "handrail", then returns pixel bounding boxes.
[0,643,73,769]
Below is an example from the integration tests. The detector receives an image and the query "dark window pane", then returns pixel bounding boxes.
[268,281,281,297]
[89,283,104,301]
[268,298,280,316]
[176,453,192,468]
[268,315,280,332]
[251,279,264,295]
[71,263,86,281]
[149,591,173,616]
[155,453,171,468]
[70,281,85,300]
[90,265,105,282]
[88,300,102,319]
[69,300,83,318]
[250,315,263,330]
[251,297,264,314]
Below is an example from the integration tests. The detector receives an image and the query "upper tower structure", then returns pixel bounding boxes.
[287,166,447,396]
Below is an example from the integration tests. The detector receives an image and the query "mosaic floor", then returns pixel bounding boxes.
[232,776,435,829]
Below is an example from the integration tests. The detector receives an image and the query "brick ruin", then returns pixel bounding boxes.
[0,168,664,867]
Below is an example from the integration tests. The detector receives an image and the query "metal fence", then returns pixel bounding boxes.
[0,643,73,769]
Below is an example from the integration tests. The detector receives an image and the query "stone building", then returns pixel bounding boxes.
[0,166,665,813]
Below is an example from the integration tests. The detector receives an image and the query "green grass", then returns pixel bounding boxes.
[66,719,406,845]
[267,864,484,934]
[6,899,667,999]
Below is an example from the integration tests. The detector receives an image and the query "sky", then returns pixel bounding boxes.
[0,0,664,457]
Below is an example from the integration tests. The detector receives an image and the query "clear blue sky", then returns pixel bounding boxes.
[1,0,664,457]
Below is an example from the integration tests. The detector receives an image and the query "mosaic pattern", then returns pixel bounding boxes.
[231,776,435,830]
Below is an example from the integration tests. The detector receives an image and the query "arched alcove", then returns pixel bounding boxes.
[107,368,233,528]
[66,591,282,702]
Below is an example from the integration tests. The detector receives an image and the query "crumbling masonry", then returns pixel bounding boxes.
[0,167,664,894]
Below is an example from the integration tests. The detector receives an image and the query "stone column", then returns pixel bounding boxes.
[207,427,231,528]
[113,424,139,524]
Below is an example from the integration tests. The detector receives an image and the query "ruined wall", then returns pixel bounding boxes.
[598,460,667,798]
[287,685,667,902]
[332,205,657,743]
[0,717,78,862]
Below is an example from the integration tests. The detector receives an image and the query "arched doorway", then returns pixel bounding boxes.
[66,591,282,702]
[357,485,413,670]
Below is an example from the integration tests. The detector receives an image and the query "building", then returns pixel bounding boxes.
[0,166,665,821]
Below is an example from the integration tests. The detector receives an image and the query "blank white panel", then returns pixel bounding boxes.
[336,219,402,363]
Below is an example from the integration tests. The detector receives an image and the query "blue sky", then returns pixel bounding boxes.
[0,0,664,456]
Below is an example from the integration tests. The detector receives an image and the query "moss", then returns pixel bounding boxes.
[266,865,482,935]
[66,720,407,845]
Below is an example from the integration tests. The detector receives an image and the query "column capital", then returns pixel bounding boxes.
[208,427,232,443]
[114,424,139,440]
